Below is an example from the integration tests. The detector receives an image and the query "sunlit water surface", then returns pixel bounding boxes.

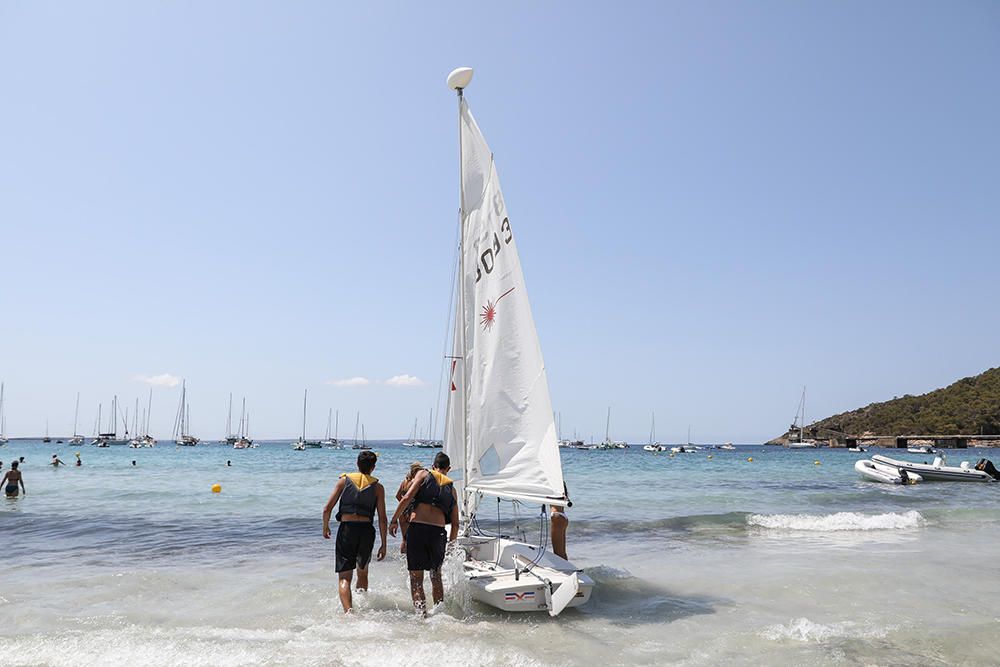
[1,441,999,665]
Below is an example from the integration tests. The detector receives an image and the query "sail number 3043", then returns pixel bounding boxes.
[475,218,513,283]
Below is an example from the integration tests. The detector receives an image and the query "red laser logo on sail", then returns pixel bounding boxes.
[480,287,515,331]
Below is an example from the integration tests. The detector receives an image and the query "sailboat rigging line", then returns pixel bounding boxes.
[434,215,461,442]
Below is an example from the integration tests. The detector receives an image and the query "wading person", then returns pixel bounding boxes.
[322,450,387,613]
[389,452,459,615]
[550,483,571,560]
[2,461,25,497]
[394,462,424,554]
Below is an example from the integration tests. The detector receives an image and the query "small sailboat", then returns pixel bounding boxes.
[224,393,238,445]
[599,407,628,449]
[69,393,84,445]
[139,388,156,446]
[173,381,199,446]
[320,408,340,448]
[292,389,322,449]
[643,412,666,452]
[42,418,51,443]
[786,387,819,448]
[443,67,592,616]
[233,398,254,448]
[403,417,420,447]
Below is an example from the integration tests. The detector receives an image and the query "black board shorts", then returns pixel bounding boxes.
[335,521,376,572]
[406,522,447,571]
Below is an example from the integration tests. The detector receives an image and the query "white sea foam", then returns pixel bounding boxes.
[747,510,924,532]
[761,617,895,643]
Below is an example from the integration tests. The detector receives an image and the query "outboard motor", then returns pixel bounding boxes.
[974,459,1000,481]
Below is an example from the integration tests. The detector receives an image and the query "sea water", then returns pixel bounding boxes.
[1,441,998,666]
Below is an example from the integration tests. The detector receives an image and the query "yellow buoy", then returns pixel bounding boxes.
[747,457,753,462]
[814,460,821,465]
[211,483,222,493]
[707,454,713,459]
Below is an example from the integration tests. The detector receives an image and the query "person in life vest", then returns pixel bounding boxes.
[322,450,387,613]
[388,452,459,615]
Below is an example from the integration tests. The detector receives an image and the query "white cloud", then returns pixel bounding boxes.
[327,377,372,387]
[384,374,424,387]
[133,373,181,388]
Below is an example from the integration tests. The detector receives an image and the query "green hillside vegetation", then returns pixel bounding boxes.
[805,367,1000,437]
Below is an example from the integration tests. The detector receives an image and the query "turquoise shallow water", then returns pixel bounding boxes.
[1,440,999,665]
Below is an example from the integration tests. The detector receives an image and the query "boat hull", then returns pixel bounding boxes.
[871,454,996,483]
[855,459,921,484]
[460,537,593,615]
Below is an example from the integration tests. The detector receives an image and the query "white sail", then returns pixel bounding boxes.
[444,98,566,507]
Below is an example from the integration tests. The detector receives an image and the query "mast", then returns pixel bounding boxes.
[326,408,332,440]
[73,392,80,436]
[800,386,806,443]
[649,412,655,446]
[146,387,153,437]
[240,397,247,438]
[605,407,611,442]
[335,409,339,441]
[227,393,233,439]
[301,389,307,442]
[453,70,472,516]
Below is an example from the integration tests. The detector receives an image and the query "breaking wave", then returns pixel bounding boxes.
[760,617,896,642]
[747,510,924,532]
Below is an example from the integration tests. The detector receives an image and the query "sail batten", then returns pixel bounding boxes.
[443,98,565,511]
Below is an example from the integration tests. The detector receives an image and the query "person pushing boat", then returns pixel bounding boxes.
[389,452,459,615]
[322,450,387,613]
[394,462,424,554]
[2,461,25,497]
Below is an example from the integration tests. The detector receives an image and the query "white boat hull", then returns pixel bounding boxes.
[460,537,593,616]
[871,454,996,483]
[855,459,921,484]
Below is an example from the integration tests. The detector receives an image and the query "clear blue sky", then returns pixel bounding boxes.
[1,1,998,442]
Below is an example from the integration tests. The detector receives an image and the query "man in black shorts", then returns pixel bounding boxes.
[322,450,387,613]
[389,452,459,615]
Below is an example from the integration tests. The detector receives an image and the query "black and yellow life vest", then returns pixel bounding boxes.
[414,469,455,520]
[336,472,378,522]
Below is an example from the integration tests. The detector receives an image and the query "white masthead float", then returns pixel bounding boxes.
[443,67,593,616]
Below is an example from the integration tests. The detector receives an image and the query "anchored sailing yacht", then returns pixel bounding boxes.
[643,413,665,452]
[69,392,84,445]
[173,381,199,446]
[787,387,819,448]
[599,407,627,449]
[443,67,593,616]
[292,389,322,450]
[233,397,254,448]
[320,408,341,448]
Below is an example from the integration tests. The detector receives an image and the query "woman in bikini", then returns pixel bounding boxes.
[2,461,26,497]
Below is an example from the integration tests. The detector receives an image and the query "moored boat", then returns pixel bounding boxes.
[870,453,1000,483]
[855,459,921,484]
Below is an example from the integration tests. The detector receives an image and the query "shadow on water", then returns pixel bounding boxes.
[570,566,725,626]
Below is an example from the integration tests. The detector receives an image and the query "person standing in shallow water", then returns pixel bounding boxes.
[389,452,459,616]
[2,461,25,497]
[322,450,387,613]
[550,482,571,560]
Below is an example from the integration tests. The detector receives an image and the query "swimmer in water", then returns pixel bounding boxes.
[227,460,232,467]
[131,460,137,466]
[51,454,65,467]
[2,461,25,497]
